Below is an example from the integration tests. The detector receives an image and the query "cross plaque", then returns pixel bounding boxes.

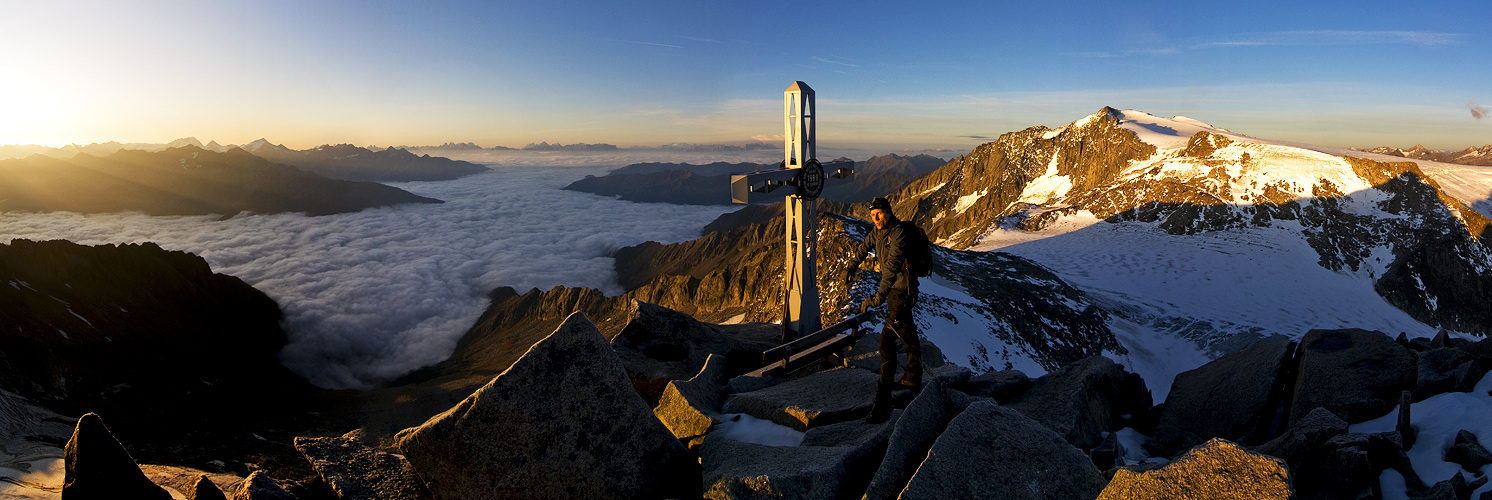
[730,81,855,341]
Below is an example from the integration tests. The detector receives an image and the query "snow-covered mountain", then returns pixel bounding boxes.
[874,107,1492,395]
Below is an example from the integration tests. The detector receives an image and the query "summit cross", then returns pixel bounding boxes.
[730,81,855,341]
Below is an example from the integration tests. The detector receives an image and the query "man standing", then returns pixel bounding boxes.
[845,197,922,423]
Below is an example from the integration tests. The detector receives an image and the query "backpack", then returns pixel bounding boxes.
[901,220,933,278]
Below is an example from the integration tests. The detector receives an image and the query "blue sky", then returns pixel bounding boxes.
[2,0,1487,154]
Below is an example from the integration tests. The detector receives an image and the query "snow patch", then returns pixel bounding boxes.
[712,413,804,447]
[1352,372,1492,500]
[953,190,986,214]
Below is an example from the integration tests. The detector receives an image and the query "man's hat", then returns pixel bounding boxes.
[869,197,892,211]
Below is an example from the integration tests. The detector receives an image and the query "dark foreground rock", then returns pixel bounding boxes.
[62,413,173,500]
[1098,438,1292,500]
[898,401,1106,500]
[394,312,698,500]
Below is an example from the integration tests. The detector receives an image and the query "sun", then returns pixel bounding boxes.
[0,77,78,146]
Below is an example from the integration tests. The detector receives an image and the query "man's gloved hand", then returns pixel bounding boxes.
[843,267,858,285]
[860,295,882,313]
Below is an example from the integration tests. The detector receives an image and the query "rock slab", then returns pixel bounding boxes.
[898,401,1106,500]
[722,368,880,431]
[395,312,698,500]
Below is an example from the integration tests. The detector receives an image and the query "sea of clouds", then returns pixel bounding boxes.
[0,163,740,389]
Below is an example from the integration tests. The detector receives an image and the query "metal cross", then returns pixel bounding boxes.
[730,81,854,341]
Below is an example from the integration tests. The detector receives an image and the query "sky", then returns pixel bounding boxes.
[2,0,1489,154]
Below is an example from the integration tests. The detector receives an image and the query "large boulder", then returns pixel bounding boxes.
[1155,338,1293,451]
[1005,356,1149,450]
[653,353,730,447]
[701,416,895,500]
[61,413,173,500]
[861,380,976,500]
[1289,329,1415,425]
[721,368,881,431]
[294,429,432,500]
[1098,438,1292,499]
[394,312,698,500]
[898,401,1106,500]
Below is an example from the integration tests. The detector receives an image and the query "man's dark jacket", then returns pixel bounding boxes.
[848,220,918,302]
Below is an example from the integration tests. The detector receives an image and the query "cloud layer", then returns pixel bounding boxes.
[0,166,738,389]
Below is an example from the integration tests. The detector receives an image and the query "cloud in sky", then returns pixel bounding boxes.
[812,56,859,68]
[1068,30,1467,59]
[0,165,739,389]
[604,38,685,49]
[1193,30,1467,49]
[1471,101,1489,120]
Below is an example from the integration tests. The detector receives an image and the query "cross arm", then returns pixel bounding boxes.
[729,160,856,204]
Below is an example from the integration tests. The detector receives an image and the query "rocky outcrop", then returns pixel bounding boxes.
[1005,356,1151,450]
[394,313,698,500]
[0,146,441,216]
[898,401,1107,500]
[62,413,173,500]
[294,429,432,500]
[1289,329,1415,425]
[1154,338,1294,451]
[1099,438,1292,500]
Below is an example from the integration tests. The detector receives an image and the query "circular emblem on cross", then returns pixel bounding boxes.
[798,159,825,199]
